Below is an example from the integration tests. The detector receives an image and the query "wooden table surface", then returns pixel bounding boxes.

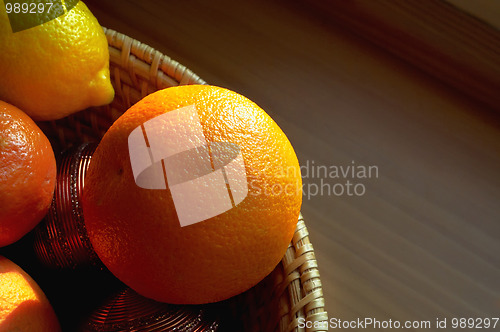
[84,0,500,329]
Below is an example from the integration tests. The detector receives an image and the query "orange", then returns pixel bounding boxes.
[0,256,61,331]
[0,101,56,247]
[83,85,302,304]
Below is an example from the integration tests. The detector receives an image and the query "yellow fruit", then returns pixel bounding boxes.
[0,1,114,121]
[0,256,61,331]
[83,85,302,304]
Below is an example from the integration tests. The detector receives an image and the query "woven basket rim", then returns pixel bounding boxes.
[40,27,329,332]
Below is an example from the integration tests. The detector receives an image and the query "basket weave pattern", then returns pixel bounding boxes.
[38,28,328,332]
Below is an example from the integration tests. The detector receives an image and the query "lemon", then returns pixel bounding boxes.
[0,1,114,121]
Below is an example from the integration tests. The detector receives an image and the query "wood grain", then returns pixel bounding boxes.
[84,0,500,329]
[302,0,500,112]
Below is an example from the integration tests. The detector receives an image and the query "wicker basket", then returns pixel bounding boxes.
[38,27,328,332]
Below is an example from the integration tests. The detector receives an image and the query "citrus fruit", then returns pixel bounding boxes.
[0,256,61,331]
[0,0,114,121]
[83,85,302,304]
[0,100,56,247]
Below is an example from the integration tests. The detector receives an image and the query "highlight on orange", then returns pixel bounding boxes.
[0,256,61,331]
